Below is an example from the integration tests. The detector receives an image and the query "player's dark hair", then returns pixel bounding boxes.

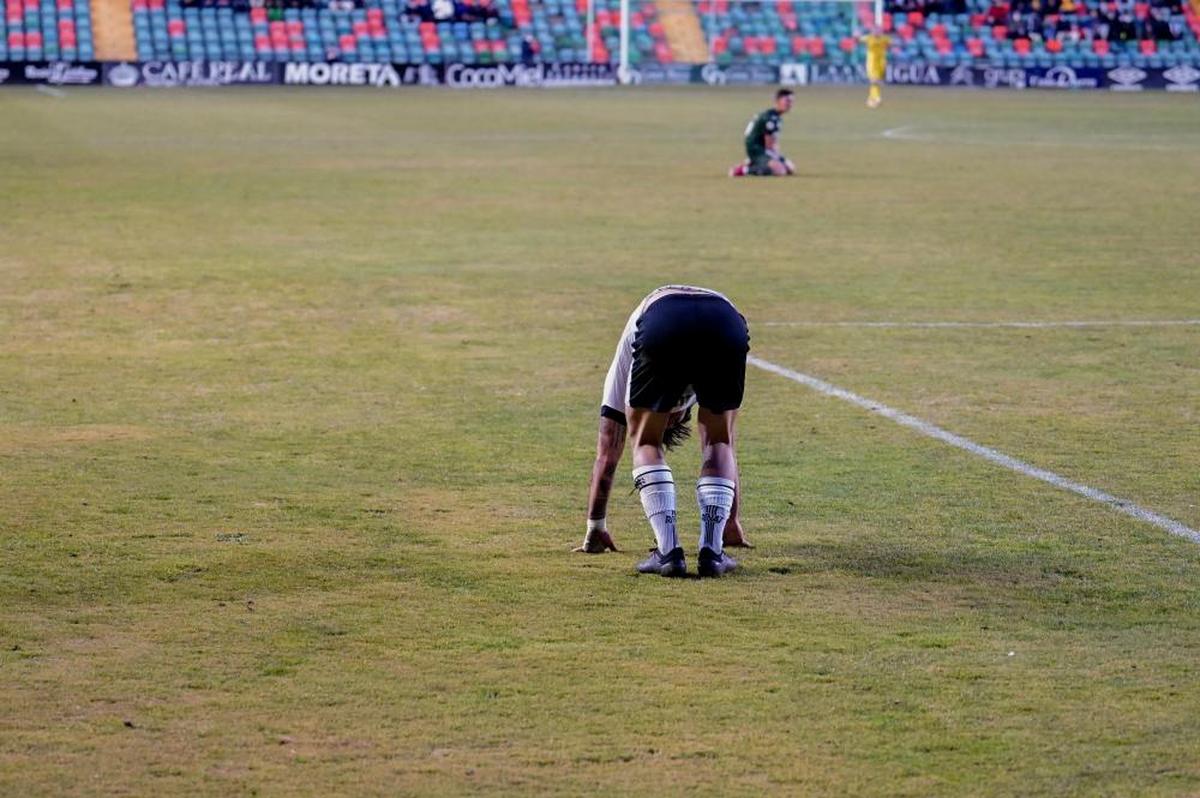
[775,88,794,99]
[663,408,692,451]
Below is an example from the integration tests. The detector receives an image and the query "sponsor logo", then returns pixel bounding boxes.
[809,64,864,85]
[107,62,140,88]
[1028,66,1099,89]
[633,63,692,85]
[23,62,100,85]
[1163,64,1199,92]
[540,62,614,87]
[442,62,613,88]
[983,67,1027,88]
[886,63,941,85]
[108,60,277,87]
[284,62,403,86]
[724,64,778,84]
[0,67,10,85]
[400,63,441,86]
[779,62,808,87]
[1107,66,1146,91]
[700,62,726,85]
[949,64,975,86]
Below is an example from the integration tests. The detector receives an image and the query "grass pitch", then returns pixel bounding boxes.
[2,85,1199,796]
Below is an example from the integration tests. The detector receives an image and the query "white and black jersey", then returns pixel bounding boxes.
[600,285,749,425]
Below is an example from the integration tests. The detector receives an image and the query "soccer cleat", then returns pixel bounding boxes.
[698,547,738,578]
[867,95,882,109]
[636,547,687,577]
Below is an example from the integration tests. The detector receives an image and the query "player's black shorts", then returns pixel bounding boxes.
[629,293,749,413]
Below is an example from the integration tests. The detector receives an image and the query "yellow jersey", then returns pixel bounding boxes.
[861,33,890,80]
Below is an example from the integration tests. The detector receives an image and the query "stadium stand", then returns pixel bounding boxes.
[118,0,1200,67]
[1,0,94,60]
[123,0,668,64]
[1,0,1196,67]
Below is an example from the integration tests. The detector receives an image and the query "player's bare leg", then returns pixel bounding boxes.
[698,412,751,548]
[628,407,686,577]
[867,81,882,108]
[695,407,741,576]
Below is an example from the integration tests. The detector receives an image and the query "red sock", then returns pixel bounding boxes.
[729,163,747,177]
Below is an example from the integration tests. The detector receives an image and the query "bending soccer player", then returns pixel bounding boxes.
[575,285,751,578]
[729,88,795,177]
[861,27,891,108]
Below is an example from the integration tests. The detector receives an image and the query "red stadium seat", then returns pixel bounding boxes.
[1013,37,1030,53]
[881,12,893,31]
[935,38,952,53]
[992,24,1008,39]
[1045,37,1063,52]
[1092,38,1109,53]
[839,35,855,51]
[339,33,356,51]
[250,6,266,24]
[808,37,825,56]
[907,10,924,26]
[966,37,984,56]
[1139,38,1155,53]
[897,23,914,40]
[167,19,184,36]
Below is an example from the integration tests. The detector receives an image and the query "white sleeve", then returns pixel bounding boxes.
[600,311,638,422]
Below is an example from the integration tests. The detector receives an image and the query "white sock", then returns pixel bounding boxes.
[696,476,736,554]
[633,464,677,555]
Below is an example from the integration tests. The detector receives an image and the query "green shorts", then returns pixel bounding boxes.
[747,154,774,176]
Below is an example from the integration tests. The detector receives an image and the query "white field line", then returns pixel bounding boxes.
[878,124,1190,152]
[762,319,1200,329]
[748,355,1200,544]
[35,85,66,98]
[881,125,921,141]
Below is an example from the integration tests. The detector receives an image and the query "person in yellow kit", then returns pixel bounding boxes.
[861,27,891,108]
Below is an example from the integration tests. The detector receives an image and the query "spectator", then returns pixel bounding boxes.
[988,0,1011,25]
[520,33,541,64]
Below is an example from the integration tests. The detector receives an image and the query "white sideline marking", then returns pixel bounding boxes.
[748,355,1200,544]
[762,319,1200,329]
[881,125,922,141]
[36,85,66,98]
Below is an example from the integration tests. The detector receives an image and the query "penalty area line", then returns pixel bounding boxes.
[761,319,1200,329]
[748,354,1200,544]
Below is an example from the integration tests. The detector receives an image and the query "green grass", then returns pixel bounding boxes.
[1,85,1199,796]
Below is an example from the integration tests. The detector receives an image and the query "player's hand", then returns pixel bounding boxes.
[573,529,620,553]
[723,518,754,548]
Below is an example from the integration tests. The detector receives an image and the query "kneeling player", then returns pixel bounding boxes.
[729,88,795,177]
[575,285,751,578]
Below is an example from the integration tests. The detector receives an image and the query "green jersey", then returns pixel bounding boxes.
[744,108,782,159]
